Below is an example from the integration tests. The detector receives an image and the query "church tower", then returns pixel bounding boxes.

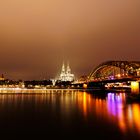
[0,74,4,81]
[59,62,66,81]
[66,62,71,74]
[61,62,65,74]
[59,62,75,82]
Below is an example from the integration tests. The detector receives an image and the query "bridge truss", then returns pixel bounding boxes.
[88,61,140,81]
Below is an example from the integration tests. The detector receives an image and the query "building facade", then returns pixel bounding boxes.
[59,62,75,82]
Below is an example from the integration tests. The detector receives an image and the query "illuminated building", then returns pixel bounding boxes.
[0,74,4,81]
[59,62,75,82]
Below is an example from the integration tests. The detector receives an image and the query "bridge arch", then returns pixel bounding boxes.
[88,61,140,81]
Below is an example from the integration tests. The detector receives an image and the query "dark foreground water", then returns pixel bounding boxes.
[0,90,140,139]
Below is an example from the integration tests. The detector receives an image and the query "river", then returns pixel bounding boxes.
[0,90,139,139]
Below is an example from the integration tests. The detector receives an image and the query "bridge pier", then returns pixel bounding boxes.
[131,81,139,94]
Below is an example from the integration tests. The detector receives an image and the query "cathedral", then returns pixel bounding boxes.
[59,62,75,82]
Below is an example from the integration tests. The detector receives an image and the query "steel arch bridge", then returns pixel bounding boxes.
[87,61,140,82]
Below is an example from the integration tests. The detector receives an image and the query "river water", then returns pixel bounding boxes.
[0,90,140,139]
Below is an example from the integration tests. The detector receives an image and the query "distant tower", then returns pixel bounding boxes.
[66,62,71,74]
[1,74,4,79]
[59,62,75,82]
[0,74,4,81]
[59,62,66,81]
[61,62,65,74]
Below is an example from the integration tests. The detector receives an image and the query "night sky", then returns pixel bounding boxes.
[0,0,140,80]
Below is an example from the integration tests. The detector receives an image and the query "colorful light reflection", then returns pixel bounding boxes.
[107,92,140,133]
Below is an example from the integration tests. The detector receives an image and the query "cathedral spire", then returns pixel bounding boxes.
[59,61,75,82]
[66,62,71,74]
[61,61,65,74]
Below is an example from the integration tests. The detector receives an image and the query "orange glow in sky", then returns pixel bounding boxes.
[0,0,140,80]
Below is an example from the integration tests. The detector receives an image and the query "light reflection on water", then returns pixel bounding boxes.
[106,93,140,133]
[0,90,140,138]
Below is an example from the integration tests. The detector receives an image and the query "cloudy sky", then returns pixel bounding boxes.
[0,0,140,80]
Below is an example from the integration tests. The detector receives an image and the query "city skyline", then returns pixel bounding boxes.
[0,0,140,80]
